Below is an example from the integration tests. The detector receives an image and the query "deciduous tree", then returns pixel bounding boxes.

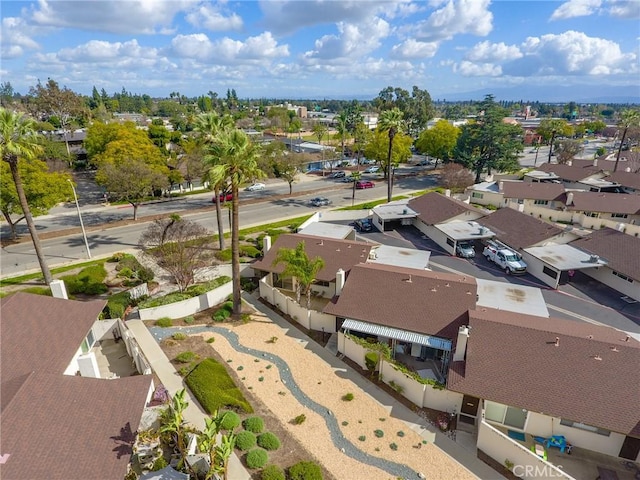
[554,139,583,164]
[440,163,474,192]
[416,120,460,167]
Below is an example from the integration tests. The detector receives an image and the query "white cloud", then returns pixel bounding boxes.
[390,39,439,59]
[454,60,502,76]
[516,31,636,75]
[56,39,156,63]
[606,0,640,19]
[28,0,198,34]
[259,0,400,35]
[303,17,390,62]
[185,3,243,31]
[1,17,40,59]
[411,0,493,42]
[170,32,289,63]
[465,41,522,62]
[170,34,215,58]
[550,0,602,21]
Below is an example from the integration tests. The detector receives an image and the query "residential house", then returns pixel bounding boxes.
[605,170,640,194]
[0,293,154,480]
[536,160,620,192]
[501,181,566,216]
[447,307,640,462]
[565,190,640,232]
[571,228,640,301]
[465,181,503,207]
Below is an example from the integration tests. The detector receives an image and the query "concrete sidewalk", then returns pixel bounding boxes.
[241,292,505,480]
[127,319,251,480]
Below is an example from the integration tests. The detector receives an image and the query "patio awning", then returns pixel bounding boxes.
[342,319,452,351]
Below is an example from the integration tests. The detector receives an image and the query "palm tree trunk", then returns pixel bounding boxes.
[214,187,225,250]
[614,127,628,172]
[7,157,53,284]
[231,185,241,315]
[1,210,22,240]
[386,135,394,203]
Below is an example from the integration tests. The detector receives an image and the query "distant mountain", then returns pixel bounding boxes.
[436,85,640,104]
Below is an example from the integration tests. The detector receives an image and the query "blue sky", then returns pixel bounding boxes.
[1,0,639,101]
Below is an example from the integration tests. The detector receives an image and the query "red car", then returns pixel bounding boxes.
[355,180,375,189]
[213,192,233,203]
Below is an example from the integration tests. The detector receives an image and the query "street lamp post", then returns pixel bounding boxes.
[68,180,91,259]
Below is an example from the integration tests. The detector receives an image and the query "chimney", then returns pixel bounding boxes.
[593,158,598,167]
[335,268,346,296]
[445,189,451,197]
[517,203,524,212]
[263,235,272,253]
[566,192,574,206]
[499,181,504,192]
[567,160,572,166]
[50,279,68,299]
[453,326,470,362]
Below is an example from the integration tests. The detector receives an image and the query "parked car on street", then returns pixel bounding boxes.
[355,180,375,189]
[309,197,332,207]
[329,171,346,178]
[213,192,233,203]
[455,241,476,258]
[354,218,373,232]
[245,183,266,191]
[364,166,380,173]
[341,175,356,183]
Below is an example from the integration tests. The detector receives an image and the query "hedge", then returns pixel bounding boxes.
[288,461,323,480]
[138,276,231,308]
[61,264,108,295]
[185,358,253,414]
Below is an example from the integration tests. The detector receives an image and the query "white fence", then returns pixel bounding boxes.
[138,281,233,320]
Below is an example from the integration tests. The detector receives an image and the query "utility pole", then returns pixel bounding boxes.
[68,180,91,259]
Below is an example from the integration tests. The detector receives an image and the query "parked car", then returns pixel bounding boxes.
[341,175,356,183]
[308,197,332,207]
[354,218,373,232]
[245,183,266,191]
[355,180,375,189]
[455,241,476,258]
[483,240,527,274]
[364,166,380,174]
[213,192,233,203]
[329,171,346,178]
[417,158,435,166]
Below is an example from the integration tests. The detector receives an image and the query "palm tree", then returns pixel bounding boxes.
[378,108,404,202]
[208,129,265,315]
[195,112,235,250]
[614,108,640,172]
[274,241,325,309]
[0,108,52,284]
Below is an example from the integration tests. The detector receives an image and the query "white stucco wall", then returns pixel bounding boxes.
[520,252,561,289]
[583,266,640,301]
[138,281,233,320]
[339,333,369,370]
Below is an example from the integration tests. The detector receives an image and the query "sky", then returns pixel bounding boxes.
[1,0,639,101]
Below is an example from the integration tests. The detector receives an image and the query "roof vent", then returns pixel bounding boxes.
[554,337,560,347]
[587,335,593,340]
[593,354,602,361]
[589,254,599,263]
[610,346,619,352]
[430,287,437,292]
[405,275,413,283]
[624,335,630,342]
[336,248,340,252]
[318,240,324,246]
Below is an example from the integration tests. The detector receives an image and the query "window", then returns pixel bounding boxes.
[484,401,527,429]
[560,419,610,436]
[542,266,558,278]
[517,199,524,204]
[534,200,549,205]
[585,212,599,218]
[446,238,455,247]
[611,213,628,219]
[81,330,95,354]
[313,280,330,287]
[612,271,634,283]
[472,192,484,199]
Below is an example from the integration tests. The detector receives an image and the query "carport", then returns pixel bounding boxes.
[371,201,417,232]
[433,221,495,256]
[521,244,608,289]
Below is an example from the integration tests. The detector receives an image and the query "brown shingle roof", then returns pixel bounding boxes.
[571,228,640,281]
[477,207,564,249]
[567,191,640,214]
[447,308,640,436]
[323,263,477,340]
[0,292,106,411]
[408,192,481,225]
[537,162,602,182]
[1,372,152,480]
[501,181,565,201]
[252,233,373,282]
[605,171,640,191]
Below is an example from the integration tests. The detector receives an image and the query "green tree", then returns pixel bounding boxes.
[312,122,328,169]
[0,81,15,107]
[352,121,372,166]
[0,156,70,239]
[274,241,325,309]
[554,139,583,165]
[454,95,523,183]
[363,129,412,177]
[378,108,405,202]
[207,129,265,315]
[415,120,460,167]
[274,154,300,195]
[614,108,640,172]
[335,112,349,162]
[196,112,236,250]
[0,109,53,284]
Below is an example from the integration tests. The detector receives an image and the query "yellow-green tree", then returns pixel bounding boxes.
[416,119,460,167]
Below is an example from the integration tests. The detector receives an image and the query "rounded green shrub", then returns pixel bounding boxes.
[219,411,241,431]
[288,461,323,480]
[235,431,257,451]
[184,316,195,324]
[172,332,187,340]
[246,448,268,469]
[206,337,215,343]
[261,464,285,480]
[292,414,306,425]
[342,393,354,401]
[358,435,366,442]
[137,267,155,283]
[243,416,265,433]
[118,267,134,278]
[175,351,196,363]
[364,351,379,372]
[374,429,384,438]
[257,432,281,451]
[155,317,173,327]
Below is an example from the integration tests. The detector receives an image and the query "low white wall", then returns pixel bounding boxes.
[478,419,574,479]
[584,266,640,301]
[339,333,368,370]
[259,277,275,303]
[287,298,311,329]
[118,319,152,375]
[92,318,119,341]
[424,386,463,413]
[138,281,233,320]
[309,310,336,333]
[381,360,425,406]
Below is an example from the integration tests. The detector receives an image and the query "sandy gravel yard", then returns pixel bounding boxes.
[197,318,475,480]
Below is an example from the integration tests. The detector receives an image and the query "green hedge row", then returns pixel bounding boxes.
[138,276,231,308]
